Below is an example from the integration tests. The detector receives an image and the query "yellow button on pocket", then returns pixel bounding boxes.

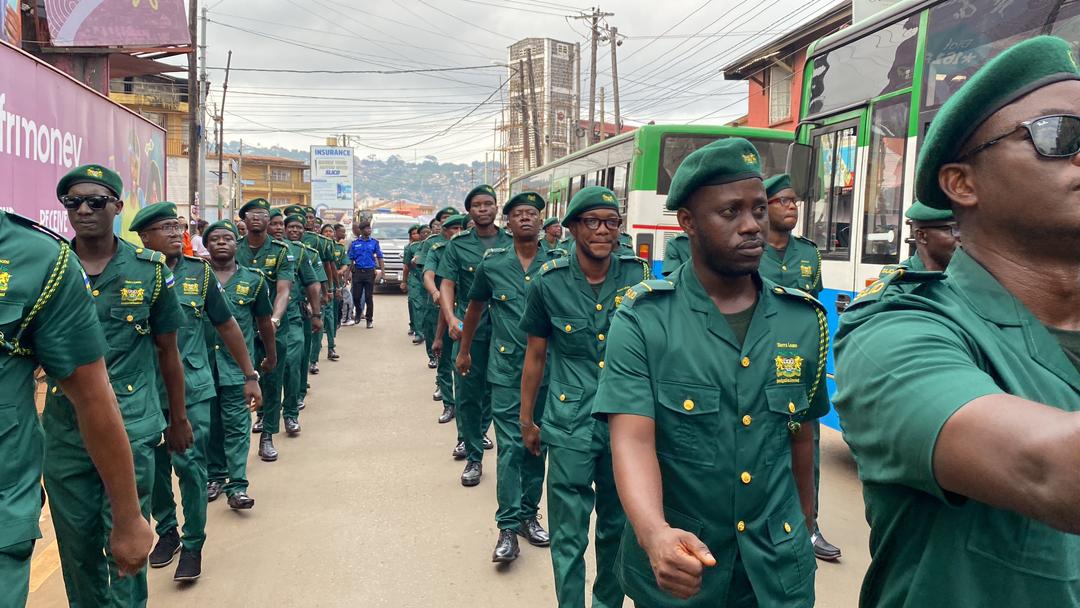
[784,522,793,534]
[238,299,245,305]
[499,346,506,353]
[215,345,220,350]
[788,402,796,413]
[598,361,605,369]
[500,295,507,301]
[742,415,752,426]
[126,385,134,392]
[92,289,100,297]
[598,333,605,341]
[126,315,134,322]
[595,303,603,311]
[773,287,785,294]
[781,265,787,271]
[741,472,752,484]
[51,386,58,394]
[682,399,694,411]
[737,521,746,533]
[565,324,572,332]
[740,357,750,368]
[559,394,566,402]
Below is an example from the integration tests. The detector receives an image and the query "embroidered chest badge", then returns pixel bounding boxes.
[800,262,813,278]
[236,283,251,296]
[774,343,803,384]
[120,285,146,305]
[182,280,200,296]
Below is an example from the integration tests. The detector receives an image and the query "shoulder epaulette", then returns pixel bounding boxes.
[183,254,209,265]
[851,266,945,307]
[300,242,318,253]
[270,238,290,249]
[483,247,507,259]
[618,253,651,280]
[5,212,69,245]
[767,283,825,311]
[622,279,675,308]
[134,247,166,265]
[451,229,471,240]
[540,256,570,275]
[546,248,567,259]
[431,241,446,251]
[794,235,819,247]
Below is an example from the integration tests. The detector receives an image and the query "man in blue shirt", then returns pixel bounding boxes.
[348,220,384,329]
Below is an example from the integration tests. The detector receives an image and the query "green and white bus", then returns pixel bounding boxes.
[510,124,793,276]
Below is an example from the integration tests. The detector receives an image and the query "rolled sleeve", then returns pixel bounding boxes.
[593,308,655,420]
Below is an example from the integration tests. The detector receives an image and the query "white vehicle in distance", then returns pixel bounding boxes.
[368,212,417,289]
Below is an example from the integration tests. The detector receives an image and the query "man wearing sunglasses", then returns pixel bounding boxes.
[901,200,958,273]
[834,36,1080,607]
[44,165,190,607]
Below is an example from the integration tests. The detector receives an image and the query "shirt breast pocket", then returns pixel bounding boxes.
[764,384,810,465]
[550,316,589,357]
[110,368,156,420]
[967,505,1080,581]
[108,306,151,351]
[655,381,721,467]
[0,299,26,349]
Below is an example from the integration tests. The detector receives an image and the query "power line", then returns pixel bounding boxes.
[206,65,504,75]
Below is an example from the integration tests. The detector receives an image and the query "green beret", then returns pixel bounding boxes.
[503,191,546,215]
[542,217,560,230]
[916,36,1080,209]
[436,206,459,220]
[57,164,123,198]
[284,214,306,226]
[407,225,420,235]
[464,185,497,210]
[203,219,239,241]
[442,214,468,229]
[283,205,306,217]
[905,200,954,223]
[304,207,316,216]
[129,201,178,233]
[666,138,762,211]
[763,174,792,199]
[239,198,271,218]
[268,208,283,219]
[562,186,620,226]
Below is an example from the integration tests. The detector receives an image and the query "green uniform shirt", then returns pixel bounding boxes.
[299,241,327,283]
[593,265,828,606]
[403,241,423,287]
[834,248,1080,607]
[467,245,564,387]
[165,255,234,405]
[661,233,690,276]
[44,238,184,445]
[540,238,564,254]
[436,228,513,343]
[287,241,320,320]
[900,254,926,271]
[518,251,650,448]
[236,235,295,286]
[210,264,272,386]
[0,212,106,548]
[760,235,822,298]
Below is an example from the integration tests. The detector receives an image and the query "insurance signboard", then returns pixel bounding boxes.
[309,145,354,212]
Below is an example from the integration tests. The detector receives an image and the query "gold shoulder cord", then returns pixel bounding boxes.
[202,260,211,298]
[152,263,163,306]
[807,305,829,403]
[2,243,71,356]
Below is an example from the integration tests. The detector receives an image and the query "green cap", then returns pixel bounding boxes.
[129,201,178,233]
[503,191,546,216]
[408,225,420,235]
[285,214,306,227]
[283,205,307,217]
[239,198,271,218]
[666,138,762,211]
[542,217,560,230]
[763,173,792,199]
[436,206,458,220]
[562,186,620,227]
[57,164,123,199]
[464,185,497,210]
[203,219,239,241]
[304,207,316,216]
[442,214,468,229]
[268,208,283,219]
[905,200,955,223]
[916,36,1080,209]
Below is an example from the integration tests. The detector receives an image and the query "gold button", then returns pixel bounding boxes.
[565,324,572,332]
[468,266,474,272]
[773,287,784,294]
[126,315,134,322]
[682,399,695,411]
[788,402,796,413]
[525,276,531,281]
[215,345,220,350]
[740,356,750,368]
[741,471,752,484]
[595,303,603,311]
[559,394,566,402]
[598,361,605,369]
[92,289,100,297]
[737,521,746,533]
[135,248,143,254]
[742,415,752,426]
[781,265,787,271]
[126,384,134,392]
[598,333,605,341]
[500,295,507,301]
[238,299,245,305]
[499,346,506,353]
[784,522,792,534]
[51,386,58,394]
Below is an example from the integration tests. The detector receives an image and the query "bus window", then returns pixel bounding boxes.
[612,163,629,213]
[804,124,858,260]
[924,0,1080,110]
[861,97,910,265]
[747,139,791,179]
[658,135,790,195]
[806,17,919,117]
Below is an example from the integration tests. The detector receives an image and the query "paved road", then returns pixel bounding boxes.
[28,294,870,607]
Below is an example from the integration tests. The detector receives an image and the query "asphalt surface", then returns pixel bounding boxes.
[28,293,870,607]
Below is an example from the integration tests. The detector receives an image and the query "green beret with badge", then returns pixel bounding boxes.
[666,137,763,211]
[203,219,239,241]
[764,173,792,199]
[562,186,620,226]
[464,185,497,210]
[284,214,305,227]
[129,201,178,232]
[436,206,459,220]
[57,164,124,198]
[442,214,468,229]
[408,225,420,235]
[542,217,560,230]
[503,191,546,216]
[905,200,954,223]
[915,35,1080,210]
[268,208,283,219]
[239,198,271,218]
[283,205,307,217]
[304,207,316,217]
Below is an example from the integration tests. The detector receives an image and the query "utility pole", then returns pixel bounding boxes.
[525,48,543,168]
[571,43,580,153]
[216,51,231,220]
[573,8,613,145]
[187,0,199,215]
[608,26,622,135]
[237,138,243,211]
[198,5,210,218]
[517,60,532,172]
[599,86,606,141]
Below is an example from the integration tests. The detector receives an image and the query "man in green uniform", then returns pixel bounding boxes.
[541,217,563,252]
[834,36,1080,607]
[132,203,262,580]
[420,208,459,416]
[439,185,511,485]
[457,192,558,562]
[661,233,689,277]
[236,199,294,462]
[44,164,192,607]
[425,215,465,434]
[900,200,958,272]
[333,223,349,333]
[315,223,343,361]
[282,214,323,434]
[205,219,277,510]
[0,203,152,607]
[594,139,825,607]
[519,185,651,608]
[298,207,334,375]
[402,225,426,344]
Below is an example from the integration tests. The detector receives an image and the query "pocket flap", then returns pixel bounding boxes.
[657,381,720,416]
[768,510,806,545]
[493,341,518,356]
[550,381,584,403]
[111,369,150,399]
[0,300,25,326]
[665,506,705,537]
[110,305,150,324]
[551,316,587,335]
[765,384,810,417]
[493,291,518,302]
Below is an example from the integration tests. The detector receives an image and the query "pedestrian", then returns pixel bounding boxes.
[834,36,1080,607]
[178,214,193,256]
[401,224,425,343]
[900,200,958,272]
[540,216,563,252]
[661,233,689,276]
[348,220,384,329]
[595,139,827,606]
[457,191,558,562]
[438,185,511,486]
[281,213,323,437]
[419,213,454,371]
[190,219,210,258]
[423,213,464,429]
[333,223,349,334]
[236,219,247,237]
[296,206,336,374]
[0,202,152,607]
[518,185,651,608]
[236,200,295,463]
[43,164,192,607]
[132,202,262,581]
[204,219,277,511]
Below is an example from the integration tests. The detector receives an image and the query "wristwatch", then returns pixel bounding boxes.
[271,317,281,328]
[244,371,261,382]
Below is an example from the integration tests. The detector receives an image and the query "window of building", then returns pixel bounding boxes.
[768,63,793,124]
[271,169,290,182]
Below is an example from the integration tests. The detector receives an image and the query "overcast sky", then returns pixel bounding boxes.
[190,0,838,163]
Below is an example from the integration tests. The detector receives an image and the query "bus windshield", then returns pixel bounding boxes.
[371,223,412,240]
[657,134,790,194]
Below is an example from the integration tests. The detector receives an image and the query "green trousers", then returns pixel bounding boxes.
[310,302,336,364]
[152,398,211,552]
[452,338,493,463]
[44,431,158,608]
[208,384,251,496]
[257,332,287,435]
[0,540,33,608]
[491,383,546,530]
[300,316,313,402]
[547,425,625,608]
[813,419,821,520]
[424,304,454,416]
[282,316,307,420]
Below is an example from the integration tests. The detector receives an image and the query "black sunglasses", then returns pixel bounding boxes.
[58,195,118,210]
[961,114,1080,160]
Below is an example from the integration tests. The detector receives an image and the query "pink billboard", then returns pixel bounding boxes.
[45,0,190,48]
[0,40,166,239]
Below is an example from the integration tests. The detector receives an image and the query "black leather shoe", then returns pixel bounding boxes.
[517,517,551,547]
[461,461,482,487]
[284,417,301,436]
[149,528,181,568]
[482,434,494,450]
[328,349,340,361]
[309,362,319,375]
[438,406,454,424]
[206,480,223,503]
[259,432,278,462]
[427,357,437,369]
[366,320,374,329]
[228,492,255,510]
[252,416,263,434]
[812,528,842,561]
[411,334,424,345]
[432,386,442,401]
[492,529,520,563]
[173,549,201,581]
[452,441,466,460]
